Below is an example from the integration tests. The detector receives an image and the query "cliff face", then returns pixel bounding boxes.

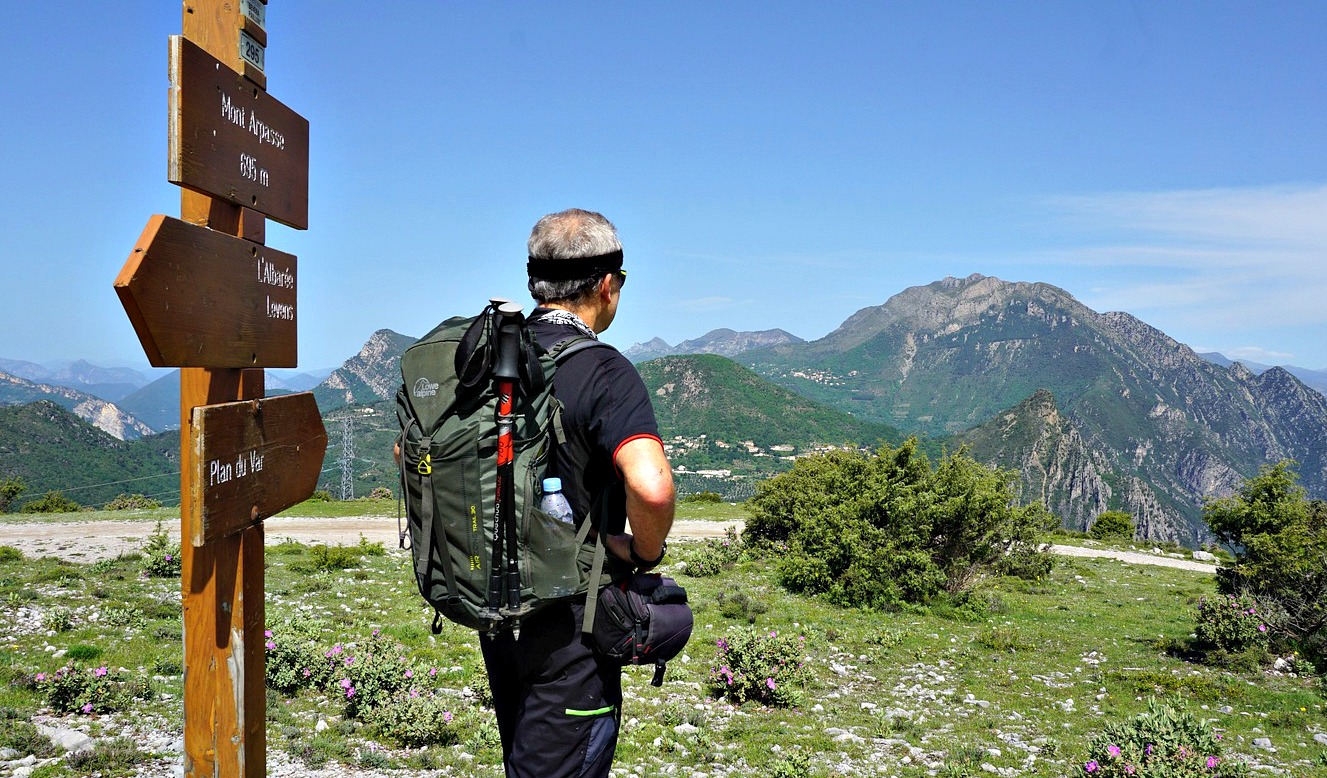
[313,330,417,412]
[0,371,153,441]
[744,274,1327,544]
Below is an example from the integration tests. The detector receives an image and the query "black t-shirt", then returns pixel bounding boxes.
[529,308,661,534]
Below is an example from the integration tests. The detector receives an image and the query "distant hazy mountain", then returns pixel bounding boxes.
[743,273,1327,544]
[0,401,178,510]
[1197,352,1327,398]
[623,329,804,363]
[313,330,418,413]
[0,358,52,382]
[0,370,154,440]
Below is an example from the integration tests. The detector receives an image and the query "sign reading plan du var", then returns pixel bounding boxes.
[169,35,309,229]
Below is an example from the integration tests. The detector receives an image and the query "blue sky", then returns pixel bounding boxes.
[3,2,1324,375]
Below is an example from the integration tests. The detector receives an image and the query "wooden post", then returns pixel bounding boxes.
[180,1,266,771]
[115,5,318,772]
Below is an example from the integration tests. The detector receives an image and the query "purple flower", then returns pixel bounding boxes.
[1207,756,1220,768]
[1145,744,1154,755]
[302,669,311,677]
[340,678,353,689]
[405,669,414,679]
[35,673,46,682]
[1107,744,1121,758]
[82,703,93,714]
[165,555,173,562]
[264,630,273,639]
[429,667,438,677]
[766,678,776,690]
[1084,760,1099,773]
[93,666,108,677]
[346,687,355,698]
[265,641,276,650]
[443,711,453,723]
[1258,624,1267,632]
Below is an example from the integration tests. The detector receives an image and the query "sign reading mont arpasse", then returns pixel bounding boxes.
[168,35,309,229]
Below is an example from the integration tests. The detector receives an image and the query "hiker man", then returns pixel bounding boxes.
[484,208,675,777]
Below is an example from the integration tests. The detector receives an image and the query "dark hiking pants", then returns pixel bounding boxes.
[480,601,621,778]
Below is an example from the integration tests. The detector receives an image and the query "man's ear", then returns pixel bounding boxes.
[597,273,615,300]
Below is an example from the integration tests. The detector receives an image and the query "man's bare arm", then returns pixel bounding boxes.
[607,436,674,565]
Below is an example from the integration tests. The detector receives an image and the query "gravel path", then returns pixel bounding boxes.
[0,516,741,562]
[0,517,1219,575]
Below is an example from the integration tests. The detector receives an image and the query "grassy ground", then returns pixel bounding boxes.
[2,512,1326,777]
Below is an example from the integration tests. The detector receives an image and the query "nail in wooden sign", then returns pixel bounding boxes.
[169,35,309,229]
[115,214,298,368]
[189,392,327,546]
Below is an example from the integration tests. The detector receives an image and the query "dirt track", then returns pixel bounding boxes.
[0,518,1219,575]
[0,516,742,563]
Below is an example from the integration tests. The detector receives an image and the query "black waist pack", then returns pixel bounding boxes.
[591,573,693,686]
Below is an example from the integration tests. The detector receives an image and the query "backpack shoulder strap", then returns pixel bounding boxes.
[548,335,614,364]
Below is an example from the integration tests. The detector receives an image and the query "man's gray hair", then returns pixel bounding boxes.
[527,208,623,304]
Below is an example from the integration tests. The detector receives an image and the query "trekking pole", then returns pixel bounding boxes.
[491,300,525,613]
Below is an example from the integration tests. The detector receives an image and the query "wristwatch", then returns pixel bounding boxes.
[628,538,666,570]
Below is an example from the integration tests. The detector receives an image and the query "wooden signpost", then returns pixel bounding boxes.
[113,3,323,776]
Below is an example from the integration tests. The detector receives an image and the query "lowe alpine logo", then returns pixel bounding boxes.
[412,377,440,398]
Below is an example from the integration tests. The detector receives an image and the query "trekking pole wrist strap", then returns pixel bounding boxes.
[629,538,666,570]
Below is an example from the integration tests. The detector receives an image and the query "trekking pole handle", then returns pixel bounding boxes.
[492,302,524,381]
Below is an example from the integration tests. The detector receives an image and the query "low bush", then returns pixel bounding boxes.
[140,521,181,578]
[367,693,460,747]
[1083,697,1248,776]
[1194,593,1269,655]
[39,664,153,715]
[708,627,810,707]
[104,493,162,510]
[682,527,741,577]
[1089,510,1135,541]
[20,490,82,514]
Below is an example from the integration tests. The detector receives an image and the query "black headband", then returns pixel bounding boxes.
[527,250,623,280]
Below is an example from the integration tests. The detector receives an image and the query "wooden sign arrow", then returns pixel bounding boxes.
[115,214,298,368]
[189,392,327,546]
[169,35,309,229]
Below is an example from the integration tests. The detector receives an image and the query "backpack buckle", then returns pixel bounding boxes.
[416,453,432,475]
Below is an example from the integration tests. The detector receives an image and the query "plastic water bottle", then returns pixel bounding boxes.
[540,477,575,524]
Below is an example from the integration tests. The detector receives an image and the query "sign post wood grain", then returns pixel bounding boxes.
[116,214,298,368]
[111,2,318,775]
[189,393,326,546]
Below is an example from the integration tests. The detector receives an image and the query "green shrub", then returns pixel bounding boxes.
[682,491,723,504]
[297,543,362,573]
[716,588,769,623]
[682,527,741,577]
[0,477,26,513]
[265,623,334,695]
[708,627,810,707]
[1194,593,1269,655]
[0,546,22,563]
[1083,697,1248,776]
[20,490,82,514]
[328,632,417,718]
[140,521,181,578]
[367,693,460,747]
[104,493,162,510]
[63,737,149,775]
[368,486,393,500]
[1090,510,1135,541]
[745,441,1054,609]
[42,607,73,633]
[39,664,152,715]
[1204,461,1327,663]
[307,490,334,502]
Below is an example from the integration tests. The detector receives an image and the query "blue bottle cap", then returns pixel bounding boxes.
[542,477,563,493]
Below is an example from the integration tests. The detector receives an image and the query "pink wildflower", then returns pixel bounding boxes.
[1107,744,1121,758]
[35,673,46,682]
[1207,757,1219,768]
[1258,624,1267,632]
[429,667,438,677]
[443,711,453,723]
[82,703,93,714]
[264,630,273,639]
[265,641,275,650]
[1084,760,1099,773]
[766,678,776,690]
[94,666,108,677]
[405,669,414,679]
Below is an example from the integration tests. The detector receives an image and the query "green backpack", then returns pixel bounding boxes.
[395,302,611,633]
